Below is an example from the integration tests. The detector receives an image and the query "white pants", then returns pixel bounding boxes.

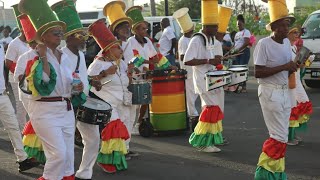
[186,78,199,117]
[75,121,100,179]
[295,69,309,103]
[199,87,225,112]
[29,100,75,180]
[0,94,28,162]
[10,81,27,131]
[258,85,291,143]
[125,105,137,150]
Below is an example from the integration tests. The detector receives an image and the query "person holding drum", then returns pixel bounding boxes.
[19,0,84,179]
[86,18,131,175]
[185,0,228,153]
[126,6,159,135]
[253,1,298,179]
[104,1,140,159]
[173,8,199,131]
[286,27,313,146]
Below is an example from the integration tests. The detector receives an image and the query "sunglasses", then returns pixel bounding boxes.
[73,33,89,41]
[51,30,64,37]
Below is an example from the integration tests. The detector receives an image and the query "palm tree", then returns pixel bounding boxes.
[150,0,156,16]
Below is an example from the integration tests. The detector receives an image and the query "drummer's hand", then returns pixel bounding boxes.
[284,61,298,73]
[36,44,47,60]
[74,82,84,92]
[169,65,178,70]
[104,65,118,75]
[133,67,141,73]
[91,79,102,91]
[209,56,222,65]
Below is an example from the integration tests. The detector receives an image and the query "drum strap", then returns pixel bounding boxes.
[37,96,72,111]
[75,54,80,72]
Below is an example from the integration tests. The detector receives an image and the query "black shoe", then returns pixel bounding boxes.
[127,151,140,157]
[75,177,92,180]
[191,117,199,132]
[18,158,40,172]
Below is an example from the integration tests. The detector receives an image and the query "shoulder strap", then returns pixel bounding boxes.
[193,33,214,47]
[75,53,80,71]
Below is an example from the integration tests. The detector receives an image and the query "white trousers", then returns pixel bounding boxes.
[295,69,309,102]
[199,87,225,112]
[10,81,27,131]
[258,85,291,143]
[125,105,137,150]
[0,94,28,162]
[29,100,75,180]
[75,121,100,179]
[185,78,199,117]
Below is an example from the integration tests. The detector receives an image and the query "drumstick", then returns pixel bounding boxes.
[101,80,112,86]
[221,53,244,60]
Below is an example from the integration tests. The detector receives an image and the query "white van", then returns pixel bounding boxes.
[78,10,181,39]
[301,10,320,88]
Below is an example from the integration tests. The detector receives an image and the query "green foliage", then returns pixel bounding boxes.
[156,0,201,19]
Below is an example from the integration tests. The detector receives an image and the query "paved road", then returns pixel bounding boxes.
[0,77,319,180]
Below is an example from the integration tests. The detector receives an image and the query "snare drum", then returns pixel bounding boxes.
[228,67,248,86]
[76,97,112,125]
[131,81,152,105]
[205,70,231,91]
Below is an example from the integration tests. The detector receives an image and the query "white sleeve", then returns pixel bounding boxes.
[254,40,268,66]
[5,41,18,62]
[214,40,223,56]
[79,52,89,95]
[165,28,176,40]
[147,39,158,59]
[178,38,188,55]
[184,37,200,62]
[243,29,251,38]
[87,60,105,76]
[14,54,28,82]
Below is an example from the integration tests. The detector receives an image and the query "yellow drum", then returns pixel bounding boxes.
[150,93,186,114]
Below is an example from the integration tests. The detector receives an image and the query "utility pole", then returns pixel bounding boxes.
[165,0,169,16]
[150,0,156,16]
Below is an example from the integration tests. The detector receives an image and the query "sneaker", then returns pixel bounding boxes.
[287,140,299,146]
[125,154,131,160]
[75,177,92,180]
[198,146,221,153]
[18,158,40,172]
[127,151,140,157]
[131,123,140,136]
[294,136,303,142]
[97,163,116,174]
[216,138,230,146]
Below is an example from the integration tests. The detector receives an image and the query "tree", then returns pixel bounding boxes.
[156,0,201,20]
[150,0,156,16]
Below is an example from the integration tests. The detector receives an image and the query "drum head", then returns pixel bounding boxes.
[228,67,248,72]
[82,97,111,111]
[206,70,231,77]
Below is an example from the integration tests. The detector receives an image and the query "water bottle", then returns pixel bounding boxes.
[71,70,81,95]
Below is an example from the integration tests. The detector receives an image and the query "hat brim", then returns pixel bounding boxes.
[266,15,296,31]
[64,28,87,38]
[36,21,67,43]
[131,21,148,34]
[110,17,133,32]
[102,40,121,54]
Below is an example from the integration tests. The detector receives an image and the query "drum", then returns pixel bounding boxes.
[228,67,248,86]
[147,69,188,132]
[131,81,152,105]
[76,97,112,125]
[229,65,247,68]
[205,70,232,91]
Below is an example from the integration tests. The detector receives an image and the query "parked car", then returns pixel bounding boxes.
[301,10,320,88]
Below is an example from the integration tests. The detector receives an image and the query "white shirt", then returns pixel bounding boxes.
[5,37,29,63]
[36,48,74,98]
[127,36,157,71]
[88,59,129,102]
[178,36,192,78]
[254,36,292,85]
[61,47,90,95]
[0,36,13,47]
[121,40,134,65]
[234,29,251,50]
[184,34,223,94]
[159,26,176,56]
[223,33,232,43]
[0,45,5,92]
[154,31,163,41]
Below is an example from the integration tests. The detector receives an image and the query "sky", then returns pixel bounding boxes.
[2,0,266,11]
